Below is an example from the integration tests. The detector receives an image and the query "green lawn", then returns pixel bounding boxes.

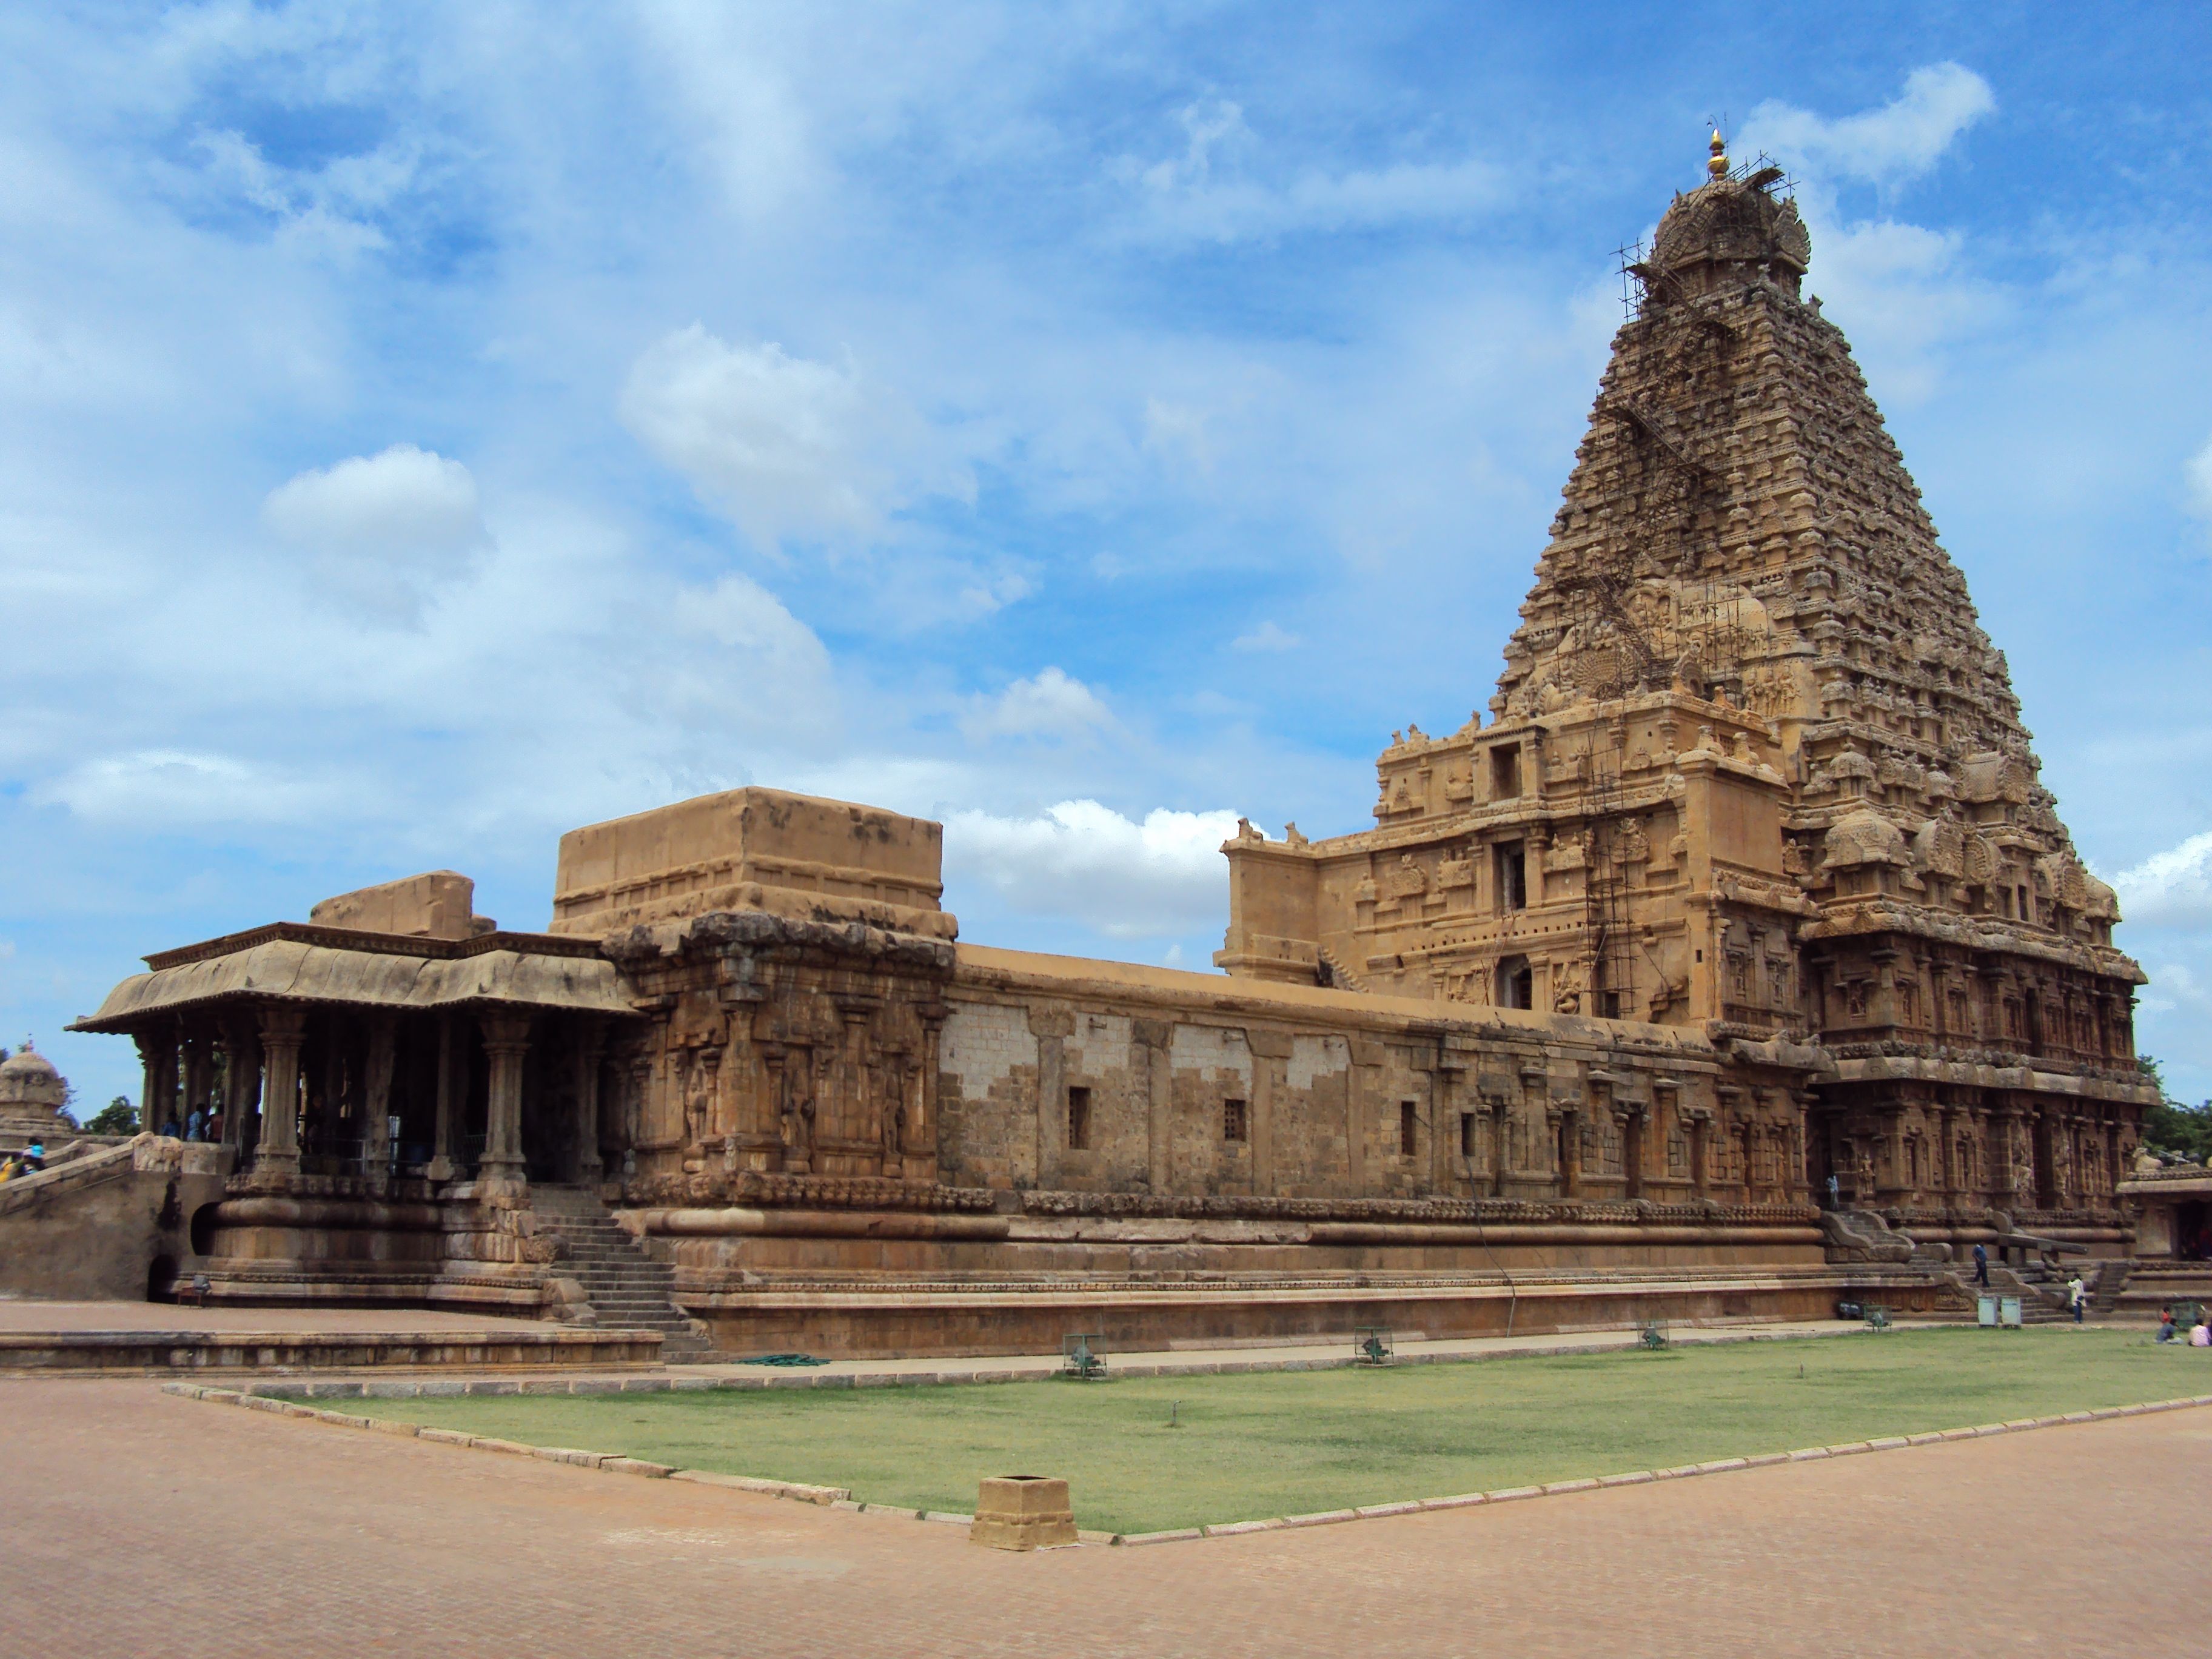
[347,1329,2208,1535]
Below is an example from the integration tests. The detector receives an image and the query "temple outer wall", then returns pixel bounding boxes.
[642,942,1871,1355]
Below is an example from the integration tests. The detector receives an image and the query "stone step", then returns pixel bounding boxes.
[532,1189,714,1355]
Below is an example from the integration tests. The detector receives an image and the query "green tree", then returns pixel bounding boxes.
[83,1096,138,1136]
[2137,1056,2212,1162]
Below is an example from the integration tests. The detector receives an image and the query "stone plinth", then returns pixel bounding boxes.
[310,870,493,940]
[549,786,956,940]
[969,1475,1078,1550]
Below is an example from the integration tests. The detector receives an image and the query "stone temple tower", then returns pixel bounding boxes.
[1217,135,2153,1230]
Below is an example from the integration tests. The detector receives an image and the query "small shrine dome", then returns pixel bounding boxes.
[1643,135,1810,301]
[0,1040,67,1111]
[2083,873,2121,922]
[1822,809,1909,871]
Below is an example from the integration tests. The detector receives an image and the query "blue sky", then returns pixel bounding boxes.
[7,2,2212,1111]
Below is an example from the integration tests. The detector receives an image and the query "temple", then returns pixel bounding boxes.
[48,139,2174,1354]
[1215,135,2153,1255]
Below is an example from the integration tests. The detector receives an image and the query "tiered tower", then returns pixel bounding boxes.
[1218,135,2153,1233]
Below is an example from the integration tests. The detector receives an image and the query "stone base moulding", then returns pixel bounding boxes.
[161,1381,2212,1547]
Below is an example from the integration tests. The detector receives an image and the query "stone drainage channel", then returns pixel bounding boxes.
[163,1379,2212,1549]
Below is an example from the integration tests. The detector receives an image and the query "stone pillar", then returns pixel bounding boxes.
[1517,1064,1546,1196]
[761,1044,795,1172]
[181,1032,212,1130]
[1687,1108,1711,1199]
[1134,1018,1172,1193]
[255,1006,309,1176]
[478,1013,532,1184]
[1620,1100,1646,1200]
[1248,1030,1294,1199]
[831,999,877,1164]
[136,1025,178,1138]
[219,1016,262,1151]
[427,1015,461,1182]
[318,1020,346,1158]
[572,1017,606,1184]
[908,1005,948,1185]
[1552,1101,1581,1199]
[1027,1006,1073,1190]
[1432,1051,1465,1196]
[1487,1096,1511,1198]
[361,1015,397,1185]
[1350,1041,1389,1195]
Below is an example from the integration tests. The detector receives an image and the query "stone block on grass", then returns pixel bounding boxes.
[969,1476,1079,1551]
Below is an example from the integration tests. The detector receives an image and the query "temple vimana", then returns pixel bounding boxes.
[31,138,2193,1353]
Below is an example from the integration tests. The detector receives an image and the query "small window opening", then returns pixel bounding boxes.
[1490,745,1522,799]
[1458,1111,1476,1158]
[1399,1101,1418,1158]
[1222,1098,1247,1142]
[1066,1085,1091,1151]
[1494,842,1527,912]
[1496,954,1533,1010]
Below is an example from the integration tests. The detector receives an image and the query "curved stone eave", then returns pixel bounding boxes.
[1797,904,2146,983]
[69,937,638,1033]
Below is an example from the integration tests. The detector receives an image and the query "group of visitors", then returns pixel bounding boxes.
[2156,1307,2212,1346]
[158,1107,223,1142]
[0,1139,45,1181]
[1976,1241,2093,1324]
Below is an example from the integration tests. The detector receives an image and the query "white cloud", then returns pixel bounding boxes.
[1143,397,1214,476]
[620,324,965,551]
[32,750,341,828]
[943,799,1241,937]
[961,667,1114,742]
[263,444,487,621]
[264,444,484,552]
[2187,435,2212,521]
[1117,98,1508,245]
[1232,620,1301,652]
[2115,830,2212,930]
[1736,69,2008,406]
[1742,63,1995,186]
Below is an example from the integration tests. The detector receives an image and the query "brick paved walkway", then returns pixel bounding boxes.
[2,1377,2199,1658]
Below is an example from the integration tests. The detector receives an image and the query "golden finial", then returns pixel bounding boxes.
[1708,130,1728,179]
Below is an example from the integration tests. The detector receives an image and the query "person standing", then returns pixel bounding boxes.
[1972,1241,1989,1287]
[2066,1275,2086,1324]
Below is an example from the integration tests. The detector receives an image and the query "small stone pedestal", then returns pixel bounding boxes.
[968,1475,1078,1551]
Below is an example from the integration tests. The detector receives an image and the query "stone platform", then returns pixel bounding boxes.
[677,1265,1948,1359]
[0,1301,662,1375]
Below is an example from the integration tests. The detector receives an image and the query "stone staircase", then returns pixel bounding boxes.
[2090,1260,2132,1317]
[1929,1260,2075,1324]
[530,1187,716,1361]
[1316,948,1372,994]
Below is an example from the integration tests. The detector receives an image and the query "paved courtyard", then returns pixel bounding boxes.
[2,1375,2202,1658]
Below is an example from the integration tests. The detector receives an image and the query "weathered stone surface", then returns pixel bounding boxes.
[968,1475,1078,1550]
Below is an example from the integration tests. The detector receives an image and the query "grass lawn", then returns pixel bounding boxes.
[348,1329,2210,1535]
